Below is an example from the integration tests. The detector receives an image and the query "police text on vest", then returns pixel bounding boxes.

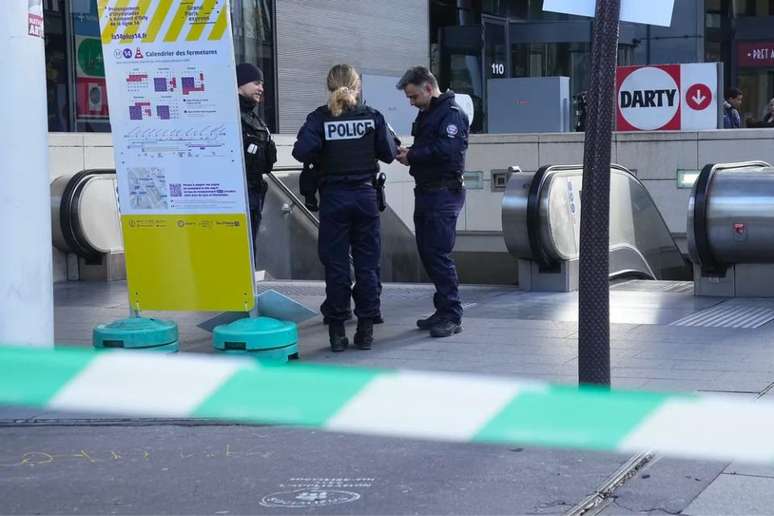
[324,120,375,140]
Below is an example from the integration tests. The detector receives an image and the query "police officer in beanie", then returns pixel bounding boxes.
[236,63,277,262]
[395,66,468,338]
[292,64,396,352]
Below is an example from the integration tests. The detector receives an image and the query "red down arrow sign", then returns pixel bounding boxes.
[685,83,712,110]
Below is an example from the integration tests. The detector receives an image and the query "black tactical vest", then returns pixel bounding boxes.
[319,107,378,177]
[240,100,276,182]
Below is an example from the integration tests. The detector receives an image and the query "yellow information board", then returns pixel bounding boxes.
[98,0,255,311]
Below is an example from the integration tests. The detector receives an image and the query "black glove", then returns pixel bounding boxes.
[304,194,319,212]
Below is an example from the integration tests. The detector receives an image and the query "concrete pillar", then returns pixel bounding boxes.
[0,1,54,347]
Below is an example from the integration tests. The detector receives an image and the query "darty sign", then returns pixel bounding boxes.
[616,63,720,131]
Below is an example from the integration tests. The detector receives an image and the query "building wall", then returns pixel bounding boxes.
[457,129,774,239]
[48,129,774,281]
[275,0,429,134]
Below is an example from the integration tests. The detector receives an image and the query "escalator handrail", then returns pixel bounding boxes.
[526,165,556,268]
[266,167,320,229]
[60,169,117,260]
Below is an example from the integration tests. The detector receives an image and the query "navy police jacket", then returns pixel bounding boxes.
[407,90,469,187]
[292,104,396,190]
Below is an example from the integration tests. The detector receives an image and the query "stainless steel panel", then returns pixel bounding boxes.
[50,175,70,252]
[689,163,774,264]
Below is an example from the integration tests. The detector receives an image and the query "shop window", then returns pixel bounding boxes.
[44,0,72,132]
[71,0,110,132]
[43,0,277,133]
[232,0,277,132]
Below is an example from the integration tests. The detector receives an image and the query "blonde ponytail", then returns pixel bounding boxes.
[326,64,360,117]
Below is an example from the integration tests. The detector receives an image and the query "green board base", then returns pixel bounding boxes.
[93,317,178,350]
[217,342,299,363]
[213,316,298,352]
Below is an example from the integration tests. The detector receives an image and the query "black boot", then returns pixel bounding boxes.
[329,322,348,352]
[354,319,374,350]
[416,312,442,330]
[429,319,463,338]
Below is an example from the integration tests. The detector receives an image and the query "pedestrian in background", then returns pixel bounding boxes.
[748,97,774,128]
[722,87,743,129]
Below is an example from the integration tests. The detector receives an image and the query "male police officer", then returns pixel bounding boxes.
[396,66,468,338]
[237,63,276,263]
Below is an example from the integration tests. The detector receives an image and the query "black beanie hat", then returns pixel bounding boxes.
[236,63,263,86]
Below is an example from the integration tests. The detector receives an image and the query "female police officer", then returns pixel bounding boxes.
[292,64,396,352]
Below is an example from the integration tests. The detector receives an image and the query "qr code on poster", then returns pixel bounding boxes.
[169,183,182,197]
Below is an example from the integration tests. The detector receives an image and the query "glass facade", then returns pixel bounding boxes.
[431,0,641,132]
[705,0,774,125]
[43,0,277,133]
[432,0,774,132]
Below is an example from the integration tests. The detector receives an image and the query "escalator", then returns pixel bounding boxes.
[257,167,426,282]
[501,164,689,291]
[50,169,123,261]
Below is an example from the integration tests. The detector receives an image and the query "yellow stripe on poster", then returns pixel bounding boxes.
[121,214,255,312]
[101,0,132,44]
[208,4,228,41]
[122,0,152,40]
[186,0,218,41]
[97,0,109,17]
[143,0,174,43]
[164,0,197,42]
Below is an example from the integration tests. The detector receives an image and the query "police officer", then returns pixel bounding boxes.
[395,66,468,338]
[292,64,396,352]
[237,63,277,263]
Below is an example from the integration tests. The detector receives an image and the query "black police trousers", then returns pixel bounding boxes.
[248,179,268,267]
[318,183,381,323]
[414,185,465,324]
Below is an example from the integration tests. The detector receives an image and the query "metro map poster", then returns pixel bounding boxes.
[98,0,255,312]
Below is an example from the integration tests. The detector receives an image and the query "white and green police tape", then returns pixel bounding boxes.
[2,345,773,463]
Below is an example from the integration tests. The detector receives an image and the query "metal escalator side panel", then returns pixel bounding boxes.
[610,166,687,280]
[50,175,71,252]
[608,243,656,280]
[256,172,324,280]
[261,170,425,283]
[688,161,773,272]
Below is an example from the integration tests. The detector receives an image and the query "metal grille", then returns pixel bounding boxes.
[612,280,694,293]
[670,303,774,329]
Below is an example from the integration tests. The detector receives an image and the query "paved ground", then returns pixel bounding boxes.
[3,279,774,514]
